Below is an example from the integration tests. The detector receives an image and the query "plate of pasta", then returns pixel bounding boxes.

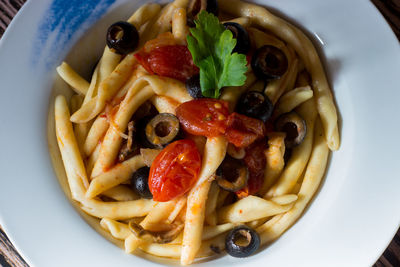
[1,0,400,266]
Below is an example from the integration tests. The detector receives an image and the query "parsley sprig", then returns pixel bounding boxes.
[187,11,248,98]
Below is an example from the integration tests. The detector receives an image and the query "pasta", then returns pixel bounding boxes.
[52,0,339,265]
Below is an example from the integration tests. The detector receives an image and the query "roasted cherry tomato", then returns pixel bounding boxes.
[225,112,266,148]
[149,139,201,202]
[236,139,267,198]
[176,99,230,138]
[135,45,199,82]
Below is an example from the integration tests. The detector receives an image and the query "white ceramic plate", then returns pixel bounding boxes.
[1,0,400,266]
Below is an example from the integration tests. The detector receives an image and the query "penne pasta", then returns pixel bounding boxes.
[150,95,180,115]
[56,62,90,95]
[70,53,138,123]
[127,3,162,29]
[81,198,155,220]
[193,136,227,189]
[100,218,131,240]
[86,155,146,198]
[274,85,314,116]
[167,196,188,224]
[102,185,139,202]
[217,195,292,223]
[181,178,213,265]
[83,115,108,157]
[172,8,189,44]
[55,95,89,197]
[140,198,181,230]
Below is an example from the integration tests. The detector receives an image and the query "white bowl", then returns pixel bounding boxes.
[1,0,400,266]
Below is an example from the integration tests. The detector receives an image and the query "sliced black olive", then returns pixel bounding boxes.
[145,113,180,148]
[206,0,218,16]
[223,22,250,54]
[106,21,139,55]
[186,74,203,99]
[130,167,153,199]
[251,45,288,80]
[225,225,260,258]
[188,0,219,17]
[236,91,273,122]
[275,111,307,148]
[216,156,248,192]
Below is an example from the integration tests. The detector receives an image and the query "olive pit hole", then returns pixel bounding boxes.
[265,53,280,69]
[155,121,172,138]
[110,26,124,40]
[222,168,240,183]
[282,122,299,140]
[246,93,264,107]
[226,25,239,38]
[233,230,252,247]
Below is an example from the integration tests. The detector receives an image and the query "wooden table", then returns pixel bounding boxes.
[0,0,399,266]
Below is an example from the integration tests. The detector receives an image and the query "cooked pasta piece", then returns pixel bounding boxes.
[86,155,146,198]
[274,85,314,116]
[56,62,90,95]
[217,195,292,223]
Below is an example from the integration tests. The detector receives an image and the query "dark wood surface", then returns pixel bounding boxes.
[0,0,399,266]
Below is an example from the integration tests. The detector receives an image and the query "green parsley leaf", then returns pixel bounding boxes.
[187,11,248,99]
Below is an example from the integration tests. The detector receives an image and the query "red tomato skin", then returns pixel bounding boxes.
[134,51,153,74]
[225,112,267,148]
[149,139,201,202]
[176,99,230,138]
[135,45,198,82]
[236,139,267,198]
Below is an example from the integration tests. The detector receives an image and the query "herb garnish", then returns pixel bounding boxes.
[187,11,248,98]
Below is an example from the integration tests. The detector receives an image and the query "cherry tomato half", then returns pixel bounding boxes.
[176,99,230,138]
[236,139,267,198]
[149,139,201,202]
[135,45,199,82]
[225,112,267,148]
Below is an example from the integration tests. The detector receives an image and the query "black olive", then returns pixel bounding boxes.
[225,225,260,258]
[275,111,307,148]
[206,0,219,16]
[131,167,153,199]
[236,91,273,122]
[223,22,250,55]
[145,113,180,148]
[186,74,203,99]
[216,156,248,192]
[251,45,288,80]
[106,21,139,55]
